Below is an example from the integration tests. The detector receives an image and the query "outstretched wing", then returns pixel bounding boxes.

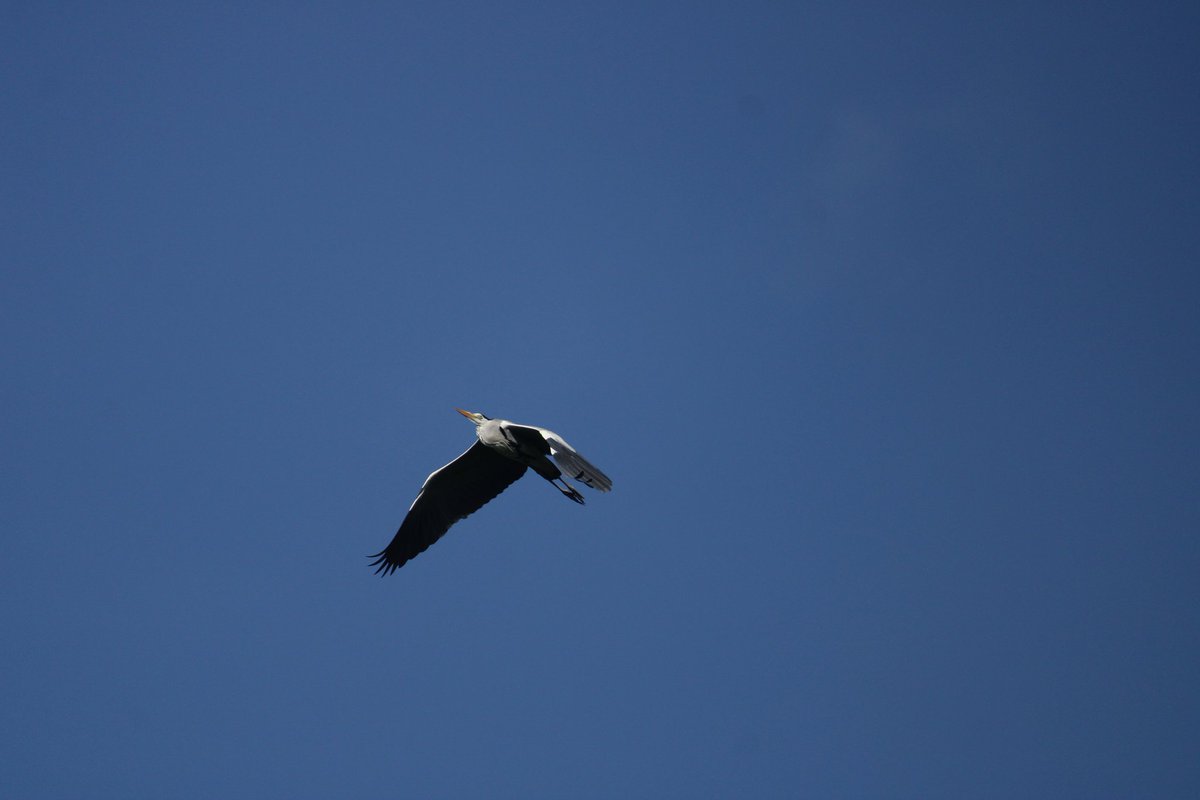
[536,428,612,492]
[369,441,527,575]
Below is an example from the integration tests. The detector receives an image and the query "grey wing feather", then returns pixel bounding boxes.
[369,441,526,575]
[537,428,612,492]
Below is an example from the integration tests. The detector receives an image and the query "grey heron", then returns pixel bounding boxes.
[369,408,612,574]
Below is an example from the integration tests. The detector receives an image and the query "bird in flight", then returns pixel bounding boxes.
[369,409,612,575]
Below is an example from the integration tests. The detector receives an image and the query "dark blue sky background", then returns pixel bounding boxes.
[3,3,1198,797]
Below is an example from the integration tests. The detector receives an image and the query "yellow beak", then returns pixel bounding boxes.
[455,408,474,419]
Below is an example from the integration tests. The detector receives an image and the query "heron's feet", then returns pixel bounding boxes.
[557,481,586,505]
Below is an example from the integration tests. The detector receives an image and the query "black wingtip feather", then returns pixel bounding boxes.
[367,551,400,576]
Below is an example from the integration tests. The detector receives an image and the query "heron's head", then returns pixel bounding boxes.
[455,408,489,425]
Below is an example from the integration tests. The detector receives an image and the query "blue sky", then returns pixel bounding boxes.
[3,2,1198,797]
